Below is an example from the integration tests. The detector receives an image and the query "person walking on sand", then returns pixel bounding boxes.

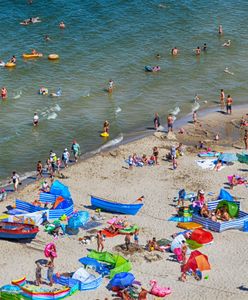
[153,146,159,164]
[35,261,42,286]
[10,171,20,192]
[244,130,248,150]
[193,110,197,125]
[134,229,139,246]
[220,89,225,111]
[167,114,174,132]
[154,112,160,129]
[46,260,54,286]
[1,87,7,99]
[97,230,104,252]
[36,160,43,179]
[62,148,70,168]
[71,140,80,163]
[226,94,233,114]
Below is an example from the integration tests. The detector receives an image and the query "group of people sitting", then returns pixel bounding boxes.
[127,147,159,168]
[200,203,231,221]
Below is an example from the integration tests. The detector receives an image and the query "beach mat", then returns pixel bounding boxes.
[157,238,172,247]
[168,216,192,222]
[186,239,203,250]
[102,229,119,238]
[81,221,102,230]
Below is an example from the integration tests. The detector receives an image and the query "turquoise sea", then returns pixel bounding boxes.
[0,0,248,182]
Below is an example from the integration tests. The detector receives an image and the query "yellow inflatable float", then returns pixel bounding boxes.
[100,132,109,137]
[5,62,16,68]
[23,53,43,59]
[48,54,59,60]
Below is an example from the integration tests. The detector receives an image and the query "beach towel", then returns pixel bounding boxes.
[102,229,119,238]
[81,221,102,230]
[196,159,225,171]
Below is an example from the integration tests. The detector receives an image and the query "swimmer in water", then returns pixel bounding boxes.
[33,112,39,126]
[195,46,201,55]
[202,43,207,51]
[103,120,110,133]
[44,35,51,41]
[108,79,114,93]
[1,87,7,99]
[59,22,65,29]
[10,55,16,64]
[156,53,161,59]
[218,25,223,35]
[194,94,200,102]
[222,40,231,47]
[171,47,178,56]
[224,67,234,75]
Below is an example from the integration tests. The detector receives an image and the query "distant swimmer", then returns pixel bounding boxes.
[108,79,114,93]
[224,67,234,75]
[194,93,200,102]
[50,88,62,97]
[33,112,39,126]
[222,40,231,47]
[10,55,16,64]
[156,53,161,59]
[195,46,201,55]
[202,43,207,51]
[0,61,5,67]
[44,35,51,41]
[171,47,178,56]
[59,21,65,29]
[1,87,7,99]
[20,17,41,25]
[32,49,38,54]
[218,25,223,35]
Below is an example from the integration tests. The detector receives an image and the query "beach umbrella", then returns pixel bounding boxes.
[182,250,210,273]
[109,272,135,289]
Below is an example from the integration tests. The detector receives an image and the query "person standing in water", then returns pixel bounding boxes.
[153,112,160,129]
[1,87,7,99]
[71,140,80,163]
[195,46,201,55]
[171,47,178,56]
[59,21,65,29]
[103,120,110,133]
[226,94,233,115]
[218,25,223,35]
[33,113,39,126]
[108,79,114,93]
[167,114,174,132]
[220,89,225,111]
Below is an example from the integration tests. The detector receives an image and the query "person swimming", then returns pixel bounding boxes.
[222,40,231,47]
[224,67,234,75]
[59,21,65,29]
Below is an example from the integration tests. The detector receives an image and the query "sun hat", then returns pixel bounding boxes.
[199,189,205,194]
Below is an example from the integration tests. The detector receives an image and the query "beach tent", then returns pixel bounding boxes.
[217,189,233,201]
[50,180,71,199]
[216,200,239,218]
[190,228,213,245]
[182,250,210,273]
[109,272,135,289]
[67,211,90,229]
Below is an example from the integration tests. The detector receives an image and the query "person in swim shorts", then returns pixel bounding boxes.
[1,87,7,99]
[226,94,233,114]
[167,114,174,132]
[33,112,39,126]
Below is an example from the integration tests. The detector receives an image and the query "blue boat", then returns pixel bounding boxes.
[0,222,39,240]
[90,195,143,215]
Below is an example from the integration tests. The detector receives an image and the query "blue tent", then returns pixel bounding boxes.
[109,272,135,289]
[68,211,90,229]
[50,180,71,199]
[218,189,233,201]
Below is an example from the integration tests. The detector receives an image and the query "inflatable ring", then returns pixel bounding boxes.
[5,62,16,68]
[44,242,57,258]
[100,132,109,137]
[23,53,43,59]
[48,54,59,60]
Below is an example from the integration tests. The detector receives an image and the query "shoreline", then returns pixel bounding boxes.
[2,102,248,192]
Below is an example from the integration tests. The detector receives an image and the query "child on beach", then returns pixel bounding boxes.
[36,161,43,179]
[181,241,188,264]
[62,148,70,168]
[134,229,139,246]
[125,233,131,251]
[153,146,159,164]
[35,261,42,286]
[172,156,178,170]
[46,260,54,286]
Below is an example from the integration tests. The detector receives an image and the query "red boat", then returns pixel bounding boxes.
[0,222,39,240]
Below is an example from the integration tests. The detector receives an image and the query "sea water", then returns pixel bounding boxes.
[0,0,248,181]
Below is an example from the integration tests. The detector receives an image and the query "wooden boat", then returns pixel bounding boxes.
[0,222,39,239]
[90,195,143,215]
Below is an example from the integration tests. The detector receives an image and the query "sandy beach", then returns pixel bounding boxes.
[1,107,248,300]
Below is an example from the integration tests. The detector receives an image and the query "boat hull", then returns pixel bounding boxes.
[90,195,143,215]
[0,222,39,240]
